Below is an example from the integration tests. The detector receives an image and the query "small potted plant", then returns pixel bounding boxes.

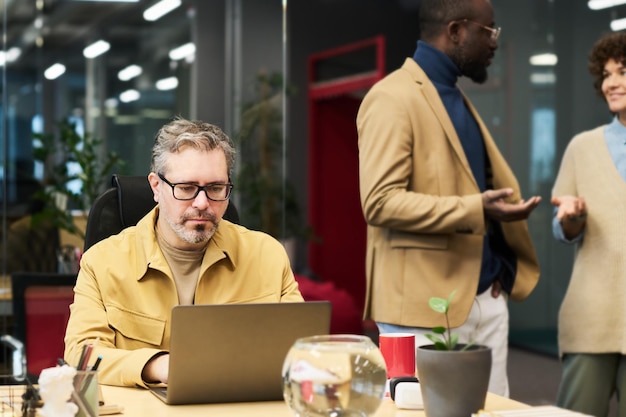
[416,291,492,417]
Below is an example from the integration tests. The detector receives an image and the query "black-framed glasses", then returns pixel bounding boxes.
[456,19,501,41]
[158,173,233,201]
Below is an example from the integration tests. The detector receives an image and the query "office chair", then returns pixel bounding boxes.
[83,174,239,251]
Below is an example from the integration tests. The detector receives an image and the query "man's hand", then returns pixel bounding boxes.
[491,280,502,298]
[142,353,169,384]
[482,188,542,222]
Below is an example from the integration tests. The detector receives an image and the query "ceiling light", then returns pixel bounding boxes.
[118,64,143,81]
[529,53,558,66]
[83,40,110,59]
[73,0,139,2]
[119,89,140,103]
[588,0,626,10]
[156,76,179,91]
[0,47,22,66]
[143,0,182,22]
[611,17,626,30]
[169,42,195,61]
[530,72,556,85]
[44,63,66,80]
[105,98,119,109]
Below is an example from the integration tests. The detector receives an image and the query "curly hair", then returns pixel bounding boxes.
[150,117,236,178]
[588,32,626,98]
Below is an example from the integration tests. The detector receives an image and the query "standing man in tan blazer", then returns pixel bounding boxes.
[357,0,541,397]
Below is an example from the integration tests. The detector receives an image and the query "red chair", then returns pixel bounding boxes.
[10,272,77,381]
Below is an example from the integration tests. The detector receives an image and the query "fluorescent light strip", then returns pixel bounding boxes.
[44,63,66,80]
[612,17,626,30]
[144,0,182,22]
[83,40,111,59]
[120,89,140,103]
[529,53,558,66]
[169,42,195,60]
[588,0,626,10]
[118,64,143,81]
[530,73,556,85]
[156,76,179,91]
[1,47,22,66]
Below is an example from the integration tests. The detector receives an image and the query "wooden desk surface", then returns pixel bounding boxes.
[0,384,530,416]
[98,385,530,417]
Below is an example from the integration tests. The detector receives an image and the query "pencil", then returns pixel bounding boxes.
[79,344,93,371]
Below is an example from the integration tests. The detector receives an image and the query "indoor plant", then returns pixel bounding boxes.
[236,71,311,245]
[31,119,126,240]
[416,291,492,417]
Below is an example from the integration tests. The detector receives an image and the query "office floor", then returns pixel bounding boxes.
[508,347,618,417]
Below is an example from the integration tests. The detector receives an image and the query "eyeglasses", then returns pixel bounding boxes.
[456,19,501,41]
[158,173,233,201]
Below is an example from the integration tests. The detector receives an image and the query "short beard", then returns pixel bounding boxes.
[451,45,488,84]
[166,213,219,244]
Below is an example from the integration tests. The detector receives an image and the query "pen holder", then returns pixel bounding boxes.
[72,370,99,417]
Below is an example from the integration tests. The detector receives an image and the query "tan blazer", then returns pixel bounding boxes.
[357,58,539,328]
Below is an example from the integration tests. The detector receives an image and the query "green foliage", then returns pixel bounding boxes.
[235,71,311,240]
[31,119,125,238]
[424,290,474,351]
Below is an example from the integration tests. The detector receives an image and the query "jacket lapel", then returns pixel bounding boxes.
[402,59,477,189]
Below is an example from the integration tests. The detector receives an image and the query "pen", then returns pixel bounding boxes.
[90,355,102,371]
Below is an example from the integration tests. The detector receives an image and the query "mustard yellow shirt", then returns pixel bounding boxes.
[64,207,303,387]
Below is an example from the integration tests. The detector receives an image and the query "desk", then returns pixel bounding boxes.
[0,385,530,416]
[99,385,530,417]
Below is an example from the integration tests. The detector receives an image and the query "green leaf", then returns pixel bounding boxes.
[429,297,449,314]
[432,326,446,334]
[424,334,444,345]
[449,333,459,350]
[460,341,476,351]
[433,341,448,351]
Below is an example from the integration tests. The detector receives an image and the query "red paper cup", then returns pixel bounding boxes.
[379,333,416,378]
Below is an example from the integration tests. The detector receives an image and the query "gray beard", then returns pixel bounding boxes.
[167,216,218,244]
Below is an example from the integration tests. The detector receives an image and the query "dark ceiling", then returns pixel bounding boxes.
[3,0,190,75]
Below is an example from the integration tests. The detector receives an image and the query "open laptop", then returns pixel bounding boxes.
[148,301,332,405]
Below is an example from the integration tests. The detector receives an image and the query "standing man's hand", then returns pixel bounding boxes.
[482,188,542,222]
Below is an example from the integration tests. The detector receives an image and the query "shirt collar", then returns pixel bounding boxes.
[413,40,461,88]
[605,115,626,145]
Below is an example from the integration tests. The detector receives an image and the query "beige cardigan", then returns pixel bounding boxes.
[552,125,626,355]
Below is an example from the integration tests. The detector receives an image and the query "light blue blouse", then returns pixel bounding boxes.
[552,116,626,243]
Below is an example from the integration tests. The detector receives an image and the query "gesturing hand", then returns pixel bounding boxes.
[551,195,587,222]
[482,188,542,222]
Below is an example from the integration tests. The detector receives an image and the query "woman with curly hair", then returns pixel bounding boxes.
[551,31,626,417]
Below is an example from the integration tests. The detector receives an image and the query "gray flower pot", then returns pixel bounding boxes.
[416,344,492,417]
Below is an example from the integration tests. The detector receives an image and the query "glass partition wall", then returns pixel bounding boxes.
[0,0,287,379]
[0,0,624,380]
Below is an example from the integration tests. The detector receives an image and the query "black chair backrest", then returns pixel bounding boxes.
[83,174,239,251]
